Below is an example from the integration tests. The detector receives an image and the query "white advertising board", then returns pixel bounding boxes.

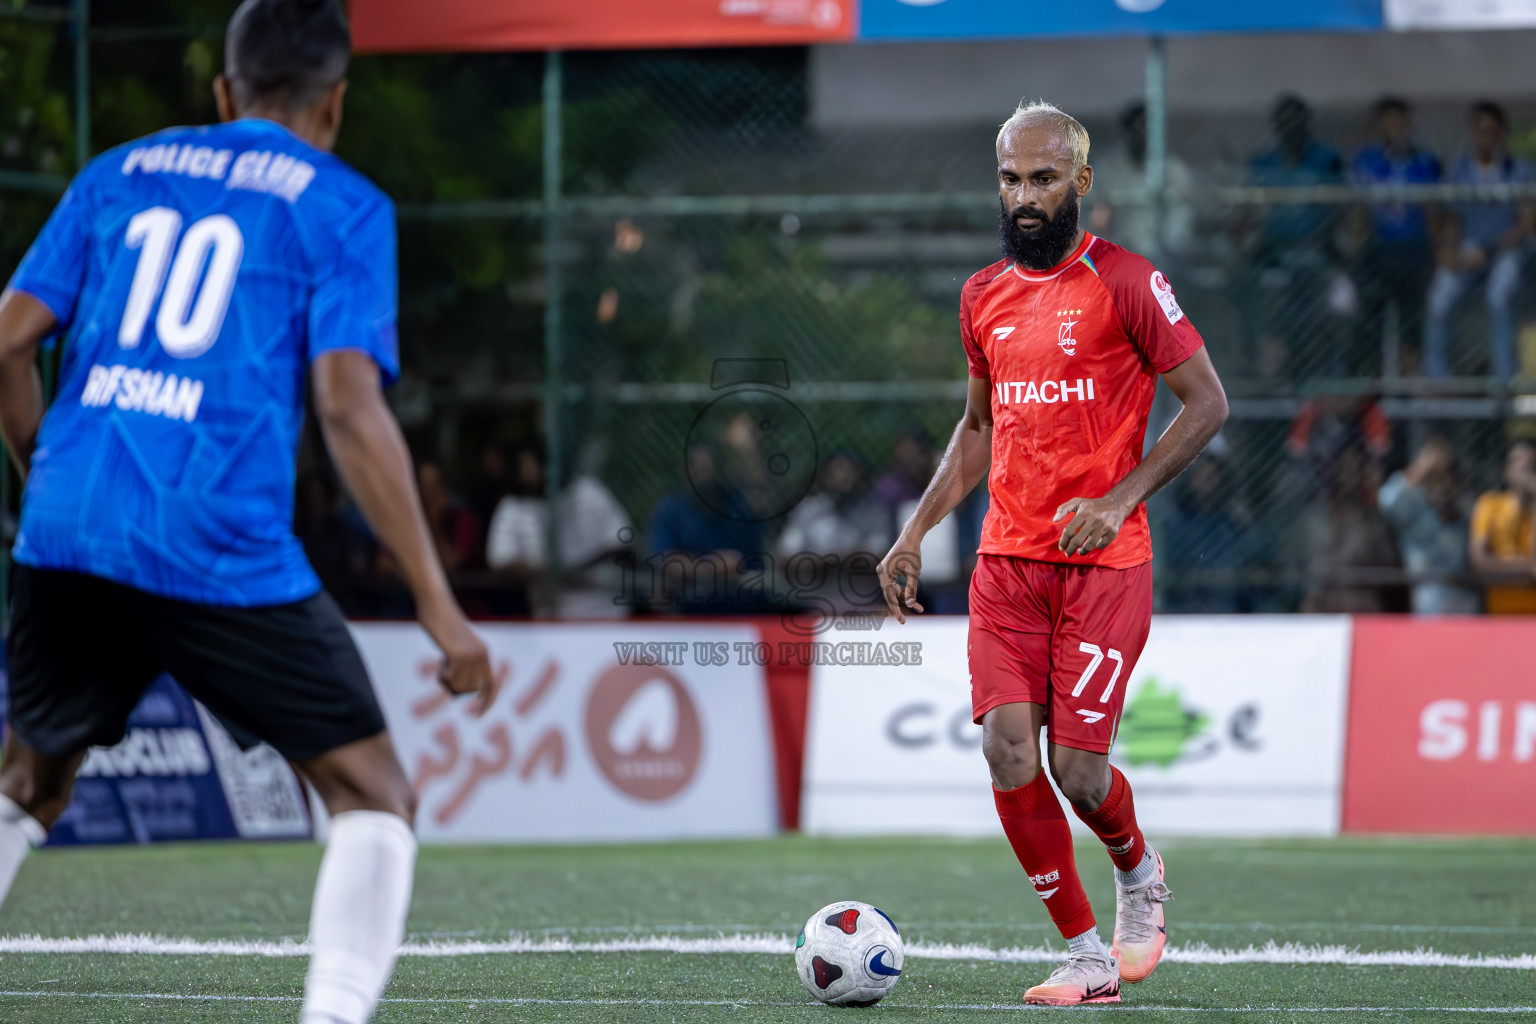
[1386,0,1536,29]
[802,616,1351,837]
[353,623,776,843]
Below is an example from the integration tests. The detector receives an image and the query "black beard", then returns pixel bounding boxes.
[998,191,1081,270]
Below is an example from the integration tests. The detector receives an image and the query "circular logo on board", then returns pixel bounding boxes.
[584,664,702,801]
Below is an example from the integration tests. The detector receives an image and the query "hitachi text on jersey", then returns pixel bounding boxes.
[993,378,1097,405]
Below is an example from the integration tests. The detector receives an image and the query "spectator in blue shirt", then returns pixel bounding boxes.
[1349,97,1441,377]
[1247,95,1347,378]
[1425,101,1535,378]
[1252,95,1346,249]
[1162,456,1261,613]
[647,444,767,613]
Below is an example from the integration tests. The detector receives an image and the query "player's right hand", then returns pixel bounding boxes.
[421,598,499,716]
[877,541,925,624]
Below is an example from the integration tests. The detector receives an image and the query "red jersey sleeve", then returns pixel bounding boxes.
[1096,243,1204,373]
[958,270,991,378]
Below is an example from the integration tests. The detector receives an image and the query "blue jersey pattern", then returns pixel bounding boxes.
[7,118,398,606]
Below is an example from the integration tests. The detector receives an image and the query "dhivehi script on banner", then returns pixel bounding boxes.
[353,622,777,843]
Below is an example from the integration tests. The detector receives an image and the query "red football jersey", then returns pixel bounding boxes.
[960,232,1204,569]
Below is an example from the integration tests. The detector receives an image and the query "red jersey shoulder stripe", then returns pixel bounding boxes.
[962,257,1012,297]
[1082,236,1205,374]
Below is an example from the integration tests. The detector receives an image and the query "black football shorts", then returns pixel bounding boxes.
[6,566,386,762]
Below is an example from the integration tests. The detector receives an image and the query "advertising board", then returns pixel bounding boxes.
[1385,0,1536,29]
[802,616,1352,837]
[861,0,1383,41]
[1343,617,1536,835]
[352,0,853,54]
[37,676,310,846]
[351,0,1381,52]
[353,622,778,843]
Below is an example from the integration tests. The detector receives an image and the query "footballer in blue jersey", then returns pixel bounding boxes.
[0,4,498,1023]
[10,114,399,606]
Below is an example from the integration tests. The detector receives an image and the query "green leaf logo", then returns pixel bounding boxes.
[1116,677,1210,768]
[796,931,806,948]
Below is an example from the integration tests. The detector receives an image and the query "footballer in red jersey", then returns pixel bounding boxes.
[878,101,1229,1006]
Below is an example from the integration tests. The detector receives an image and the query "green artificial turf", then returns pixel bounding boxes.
[0,835,1532,1024]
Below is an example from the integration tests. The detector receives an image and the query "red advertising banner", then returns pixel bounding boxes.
[351,0,854,54]
[1343,617,1536,835]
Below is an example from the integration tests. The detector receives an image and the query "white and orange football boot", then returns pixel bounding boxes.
[1112,849,1173,983]
[1022,950,1121,1005]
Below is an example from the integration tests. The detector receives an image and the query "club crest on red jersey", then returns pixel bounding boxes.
[1055,308,1082,356]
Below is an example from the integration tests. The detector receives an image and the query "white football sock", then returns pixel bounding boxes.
[301,810,417,1024]
[1066,927,1111,960]
[1115,849,1158,889]
[0,794,47,908]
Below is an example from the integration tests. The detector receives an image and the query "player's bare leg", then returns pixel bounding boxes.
[0,731,84,909]
[1050,745,1172,983]
[983,704,1119,1005]
[291,731,418,1024]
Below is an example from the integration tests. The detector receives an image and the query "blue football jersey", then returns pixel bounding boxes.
[7,118,399,606]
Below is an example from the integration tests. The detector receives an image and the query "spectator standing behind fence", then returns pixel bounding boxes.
[482,441,548,614]
[1088,102,1197,261]
[778,451,891,616]
[1300,443,1404,613]
[484,442,546,569]
[1348,98,1441,377]
[1248,95,1348,377]
[465,440,514,535]
[1378,436,1478,614]
[295,472,374,612]
[1468,440,1536,613]
[371,462,482,615]
[1425,102,1535,378]
[485,441,633,617]
[1161,455,1258,613]
[874,428,936,525]
[553,471,634,619]
[418,461,482,572]
[646,444,766,613]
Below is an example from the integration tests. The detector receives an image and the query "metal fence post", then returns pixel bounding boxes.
[1143,34,1167,259]
[1143,34,1169,612]
[542,51,564,616]
[73,0,90,171]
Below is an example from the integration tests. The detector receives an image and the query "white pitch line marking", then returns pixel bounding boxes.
[413,922,1536,937]
[1,992,1535,1014]
[901,922,1536,936]
[0,934,1532,970]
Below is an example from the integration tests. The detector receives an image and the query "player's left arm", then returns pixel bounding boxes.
[0,171,92,479]
[0,288,58,479]
[1056,347,1228,556]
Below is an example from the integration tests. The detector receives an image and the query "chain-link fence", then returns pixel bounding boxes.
[2,5,1532,620]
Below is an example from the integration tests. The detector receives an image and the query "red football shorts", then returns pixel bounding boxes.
[967,554,1153,754]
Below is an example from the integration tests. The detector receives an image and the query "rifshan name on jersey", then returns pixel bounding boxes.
[7,118,399,606]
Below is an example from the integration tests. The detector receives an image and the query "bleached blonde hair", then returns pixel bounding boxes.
[998,100,1091,174]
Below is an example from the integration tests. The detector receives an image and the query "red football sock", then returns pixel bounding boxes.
[1073,766,1146,872]
[993,775,1095,939]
